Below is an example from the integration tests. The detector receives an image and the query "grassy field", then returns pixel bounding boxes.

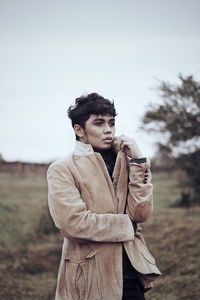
[0,171,199,300]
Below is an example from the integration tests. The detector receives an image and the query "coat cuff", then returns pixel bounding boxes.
[129,157,147,164]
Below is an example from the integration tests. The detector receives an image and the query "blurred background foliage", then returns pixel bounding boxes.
[142,74,200,206]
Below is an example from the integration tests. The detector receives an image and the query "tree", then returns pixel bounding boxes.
[141,74,200,205]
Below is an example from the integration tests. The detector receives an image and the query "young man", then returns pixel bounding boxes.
[47,93,161,300]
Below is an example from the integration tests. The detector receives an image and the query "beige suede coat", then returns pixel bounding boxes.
[47,141,161,300]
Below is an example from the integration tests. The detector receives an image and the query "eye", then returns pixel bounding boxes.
[95,121,103,126]
[109,120,115,127]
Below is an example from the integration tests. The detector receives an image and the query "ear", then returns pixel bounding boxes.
[73,124,85,139]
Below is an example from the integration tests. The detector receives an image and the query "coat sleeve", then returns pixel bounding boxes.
[47,161,134,243]
[125,159,153,222]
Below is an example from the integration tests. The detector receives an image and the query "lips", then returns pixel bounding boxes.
[103,137,113,141]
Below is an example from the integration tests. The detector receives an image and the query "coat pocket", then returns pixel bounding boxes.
[64,250,101,300]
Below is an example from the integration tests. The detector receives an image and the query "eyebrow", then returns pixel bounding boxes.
[93,118,115,122]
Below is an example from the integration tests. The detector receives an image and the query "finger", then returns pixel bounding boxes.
[119,134,127,140]
[135,232,142,239]
[120,141,132,150]
[137,224,142,232]
[113,137,123,151]
[119,135,132,143]
[120,142,129,151]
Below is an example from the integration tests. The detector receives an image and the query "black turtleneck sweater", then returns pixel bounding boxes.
[93,147,138,280]
[93,147,117,178]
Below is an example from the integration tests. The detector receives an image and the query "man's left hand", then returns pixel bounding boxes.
[116,135,143,158]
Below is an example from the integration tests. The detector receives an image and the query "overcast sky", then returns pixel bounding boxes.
[1,0,200,162]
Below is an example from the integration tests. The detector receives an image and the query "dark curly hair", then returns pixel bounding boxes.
[68,93,117,140]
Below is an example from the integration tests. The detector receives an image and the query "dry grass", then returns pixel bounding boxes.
[145,206,200,300]
[145,172,200,300]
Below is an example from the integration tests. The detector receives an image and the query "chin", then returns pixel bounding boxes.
[93,143,112,151]
[101,144,112,150]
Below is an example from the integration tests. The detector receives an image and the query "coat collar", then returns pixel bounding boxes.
[73,140,122,157]
[73,141,94,156]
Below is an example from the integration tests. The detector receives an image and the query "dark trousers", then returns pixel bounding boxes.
[122,248,145,300]
[122,278,145,300]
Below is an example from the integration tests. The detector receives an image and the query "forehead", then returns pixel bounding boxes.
[87,114,115,122]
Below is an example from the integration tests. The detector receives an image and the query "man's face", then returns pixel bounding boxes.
[81,114,116,150]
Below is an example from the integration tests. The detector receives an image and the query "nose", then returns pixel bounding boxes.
[104,123,112,133]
